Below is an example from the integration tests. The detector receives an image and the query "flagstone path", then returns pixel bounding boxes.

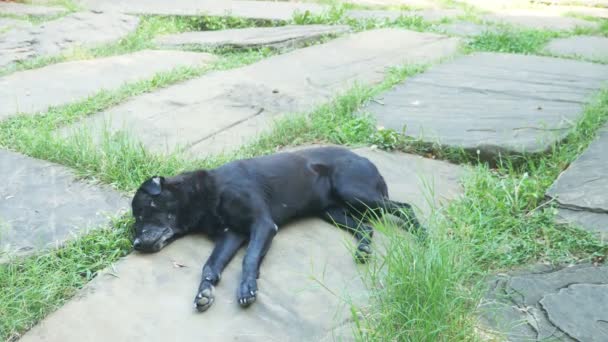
[2,1,608,341]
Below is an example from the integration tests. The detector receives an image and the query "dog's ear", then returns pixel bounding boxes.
[141,176,164,196]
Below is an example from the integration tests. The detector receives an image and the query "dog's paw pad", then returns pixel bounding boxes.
[238,294,256,307]
[355,245,372,264]
[194,285,215,312]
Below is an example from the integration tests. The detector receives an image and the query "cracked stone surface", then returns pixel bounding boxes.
[77,0,326,20]
[480,264,608,341]
[541,284,608,342]
[360,53,608,160]
[0,50,215,120]
[544,36,608,62]
[546,124,608,238]
[0,1,67,17]
[154,25,351,51]
[17,148,465,342]
[0,11,139,68]
[0,150,128,261]
[60,29,460,157]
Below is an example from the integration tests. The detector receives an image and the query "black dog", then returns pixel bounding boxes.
[131,146,421,312]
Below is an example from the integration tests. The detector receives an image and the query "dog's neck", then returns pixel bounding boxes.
[178,170,221,236]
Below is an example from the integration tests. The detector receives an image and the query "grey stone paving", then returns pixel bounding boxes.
[344,8,463,21]
[546,124,608,239]
[479,264,608,341]
[437,21,492,36]
[360,53,608,160]
[60,29,460,157]
[154,25,351,51]
[531,0,608,6]
[0,11,139,68]
[18,148,465,342]
[481,13,596,30]
[0,1,67,17]
[0,17,31,34]
[0,50,215,120]
[0,150,128,260]
[77,0,326,21]
[544,36,608,61]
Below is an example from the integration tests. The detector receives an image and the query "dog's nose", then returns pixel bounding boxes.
[133,238,142,250]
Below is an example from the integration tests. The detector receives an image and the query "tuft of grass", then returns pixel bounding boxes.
[465,26,559,54]
[356,218,480,341]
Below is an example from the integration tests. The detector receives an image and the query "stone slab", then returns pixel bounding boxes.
[462,0,608,18]
[360,53,608,159]
[0,150,128,259]
[0,17,31,35]
[0,1,67,17]
[0,11,139,68]
[546,124,608,236]
[540,284,608,342]
[0,50,215,119]
[77,0,326,21]
[555,208,608,240]
[154,24,351,50]
[531,0,608,7]
[17,148,465,342]
[479,264,608,341]
[60,29,461,156]
[544,35,608,61]
[437,21,492,36]
[547,125,608,211]
[345,8,463,21]
[336,0,438,8]
[481,13,595,30]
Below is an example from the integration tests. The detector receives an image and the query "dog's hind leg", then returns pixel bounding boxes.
[335,185,425,237]
[194,230,246,313]
[322,206,374,263]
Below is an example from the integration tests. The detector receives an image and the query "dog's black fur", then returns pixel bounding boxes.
[131,146,421,312]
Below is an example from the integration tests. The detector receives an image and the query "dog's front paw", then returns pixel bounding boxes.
[238,278,257,307]
[194,284,215,312]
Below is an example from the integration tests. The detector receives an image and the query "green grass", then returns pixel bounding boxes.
[356,219,480,341]
[465,26,559,54]
[292,2,437,32]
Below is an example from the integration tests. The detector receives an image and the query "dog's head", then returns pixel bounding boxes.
[131,176,188,253]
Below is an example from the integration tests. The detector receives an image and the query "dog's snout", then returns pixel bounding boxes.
[133,238,142,250]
